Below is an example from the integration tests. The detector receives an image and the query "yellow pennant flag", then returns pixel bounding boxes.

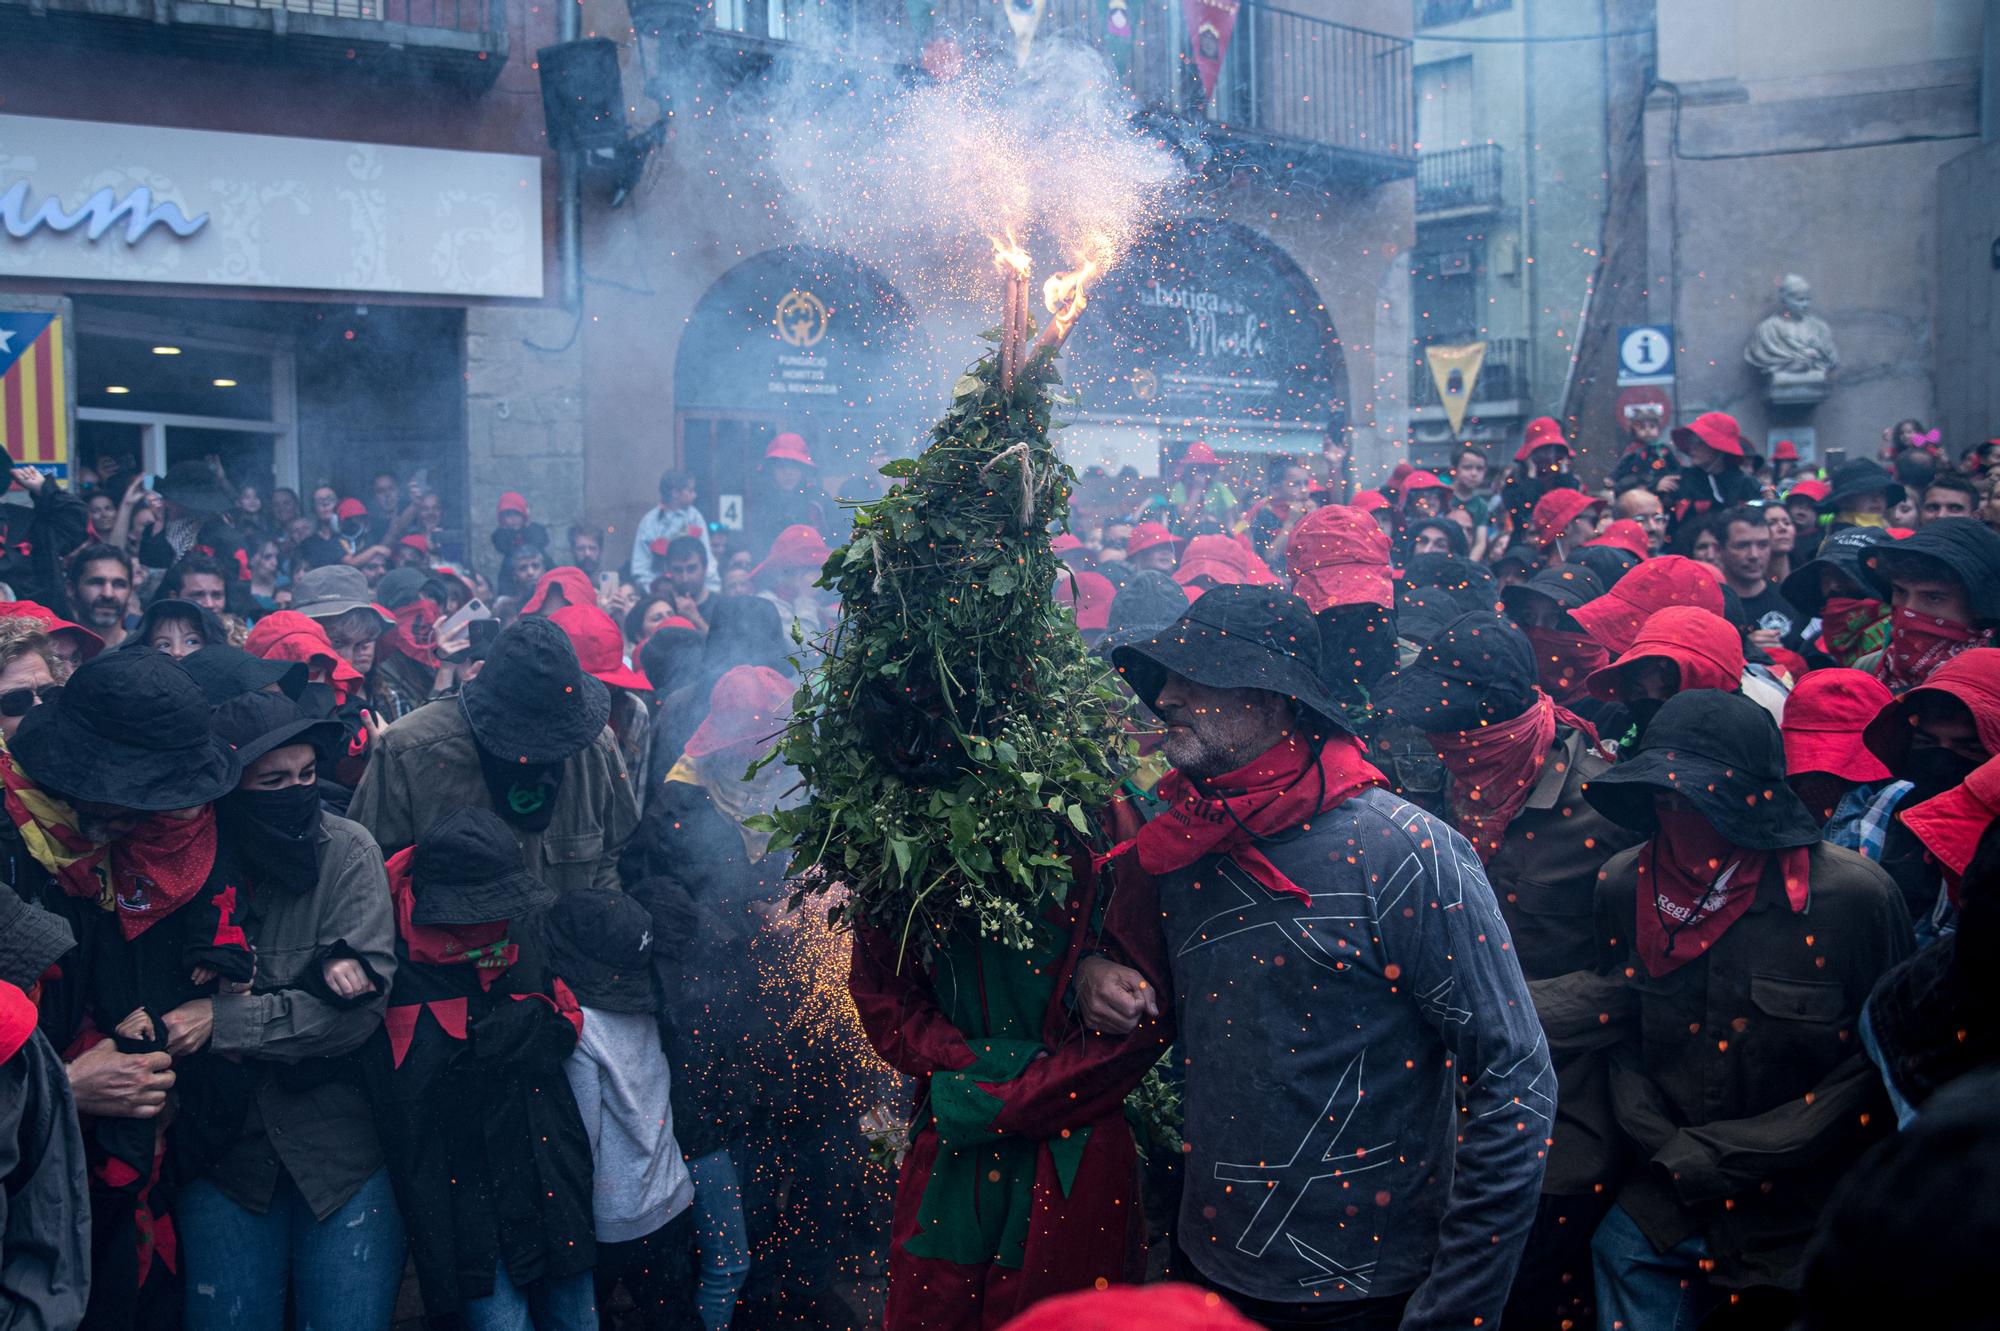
[1005,0,1048,66]
[1425,341,1488,437]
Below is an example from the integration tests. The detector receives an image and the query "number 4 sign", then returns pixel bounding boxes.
[1617,325,1674,386]
[716,494,744,530]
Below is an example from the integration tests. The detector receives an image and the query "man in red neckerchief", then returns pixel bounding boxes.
[1548,689,1910,1331]
[1077,585,1551,1331]
[1374,612,1640,1330]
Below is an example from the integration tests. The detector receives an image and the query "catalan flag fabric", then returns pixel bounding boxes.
[0,313,70,479]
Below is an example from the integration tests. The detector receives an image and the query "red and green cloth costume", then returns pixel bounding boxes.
[849,851,1169,1331]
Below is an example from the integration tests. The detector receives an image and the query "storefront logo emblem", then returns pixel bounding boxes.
[1,180,209,245]
[774,289,830,348]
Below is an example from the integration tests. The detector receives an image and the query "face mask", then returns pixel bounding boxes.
[477,745,565,832]
[1903,746,1982,803]
[219,784,322,892]
[1524,626,1609,704]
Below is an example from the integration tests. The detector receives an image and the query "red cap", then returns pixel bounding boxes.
[1788,479,1832,504]
[1900,754,2000,886]
[752,524,832,581]
[1532,489,1605,548]
[1673,411,1748,458]
[1587,518,1651,560]
[996,1283,1260,1331]
[1122,521,1184,557]
[0,979,34,1064]
[521,566,597,616]
[1865,648,2000,771]
[1397,470,1450,507]
[1288,506,1394,611]
[1772,439,1800,462]
[1055,571,1116,631]
[0,600,105,659]
[1571,555,1725,654]
[1172,535,1279,589]
[1050,533,1085,554]
[1178,441,1224,469]
[1515,416,1573,462]
[764,432,815,467]
[398,533,431,554]
[1584,606,1744,700]
[1781,668,1894,780]
[335,497,369,521]
[244,611,365,697]
[497,491,530,517]
[1350,489,1389,513]
[684,665,794,759]
[548,604,654,693]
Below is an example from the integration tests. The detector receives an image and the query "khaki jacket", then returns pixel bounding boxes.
[348,697,639,896]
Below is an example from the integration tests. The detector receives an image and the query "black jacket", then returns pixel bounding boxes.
[368,930,595,1316]
[0,481,89,618]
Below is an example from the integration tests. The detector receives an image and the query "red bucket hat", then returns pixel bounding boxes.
[497,491,530,517]
[1772,439,1800,462]
[1864,648,2000,772]
[1288,505,1394,611]
[1584,605,1744,700]
[1587,518,1651,560]
[683,665,794,759]
[244,611,365,701]
[764,432,815,468]
[1122,521,1184,558]
[1532,489,1605,548]
[335,497,369,521]
[1350,489,1390,513]
[1173,535,1278,589]
[1781,668,1894,781]
[0,600,105,659]
[1056,570,1116,630]
[1571,554,1725,654]
[1673,411,1748,458]
[1177,441,1223,469]
[521,566,598,616]
[548,604,654,693]
[1788,479,1831,504]
[997,1283,1260,1331]
[1050,533,1084,555]
[752,524,832,582]
[1514,415,1573,462]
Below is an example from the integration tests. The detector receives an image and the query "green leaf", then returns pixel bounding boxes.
[879,458,920,478]
[1066,803,1089,835]
[986,565,1018,596]
[888,836,913,876]
[952,374,983,399]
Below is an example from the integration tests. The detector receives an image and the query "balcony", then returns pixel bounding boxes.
[1409,335,1531,414]
[1416,0,1510,28]
[0,0,508,87]
[695,0,1416,182]
[1417,143,1504,215]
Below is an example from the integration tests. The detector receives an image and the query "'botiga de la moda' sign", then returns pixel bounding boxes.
[0,114,543,299]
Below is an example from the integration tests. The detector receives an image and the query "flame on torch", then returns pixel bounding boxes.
[1027,232,1114,361]
[993,231,1033,390]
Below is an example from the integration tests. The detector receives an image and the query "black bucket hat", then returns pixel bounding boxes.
[410,807,554,926]
[12,648,242,810]
[125,599,228,652]
[1096,570,1192,658]
[1822,459,1906,512]
[376,567,444,611]
[1501,563,1605,623]
[1567,544,1642,590]
[1111,584,1353,737]
[460,615,610,763]
[1582,689,1821,848]
[1862,518,2000,625]
[210,690,343,768]
[154,460,235,513]
[1403,553,1500,609]
[178,643,307,705]
[1781,525,1892,617]
[0,890,75,990]
[1375,611,1539,731]
[542,887,656,1013]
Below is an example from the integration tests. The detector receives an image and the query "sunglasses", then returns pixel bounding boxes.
[0,684,58,718]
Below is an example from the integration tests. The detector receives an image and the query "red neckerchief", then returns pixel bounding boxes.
[1818,597,1889,668]
[1097,735,1384,904]
[1634,807,1810,977]
[1427,692,1561,863]
[1879,607,1993,694]
[1525,626,1608,705]
[388,600,440,670]
[112,808,218,941]
[385,847,517,982]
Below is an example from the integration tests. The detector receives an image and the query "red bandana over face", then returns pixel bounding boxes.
[1880,607,1993,695]
[389,599,440,670]
[1818,597,1890,669]
[1428,693,1561,863]
[1635,807,1810,977]
[1525,626,1608,705]
[1098,735,1383,904]
[110,809,219,941]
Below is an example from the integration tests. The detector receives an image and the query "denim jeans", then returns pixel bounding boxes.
[1590,1202,1714,1331]
[459,1258,598,1331]
[179,1167,405,1331]
[689,1148,751,1331]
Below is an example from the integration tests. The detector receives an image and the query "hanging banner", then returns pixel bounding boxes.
[0,312,70,479]
[1097,0,1134,75]
[1181,0,1241,104]
[1004,0,1047,67]
[1425,341,1487,437]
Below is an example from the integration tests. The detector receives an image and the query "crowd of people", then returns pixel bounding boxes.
[2,404,1998,1331]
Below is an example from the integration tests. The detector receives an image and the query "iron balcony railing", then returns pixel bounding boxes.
[703,0,1415,170]
[1416,143,1504,214]
[1409,336,1531,410]
[201,0,486,26]
[1416,0,1511,29]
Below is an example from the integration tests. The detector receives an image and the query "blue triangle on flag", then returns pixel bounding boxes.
[0,313,56,381]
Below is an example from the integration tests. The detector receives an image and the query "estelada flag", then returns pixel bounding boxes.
[0,313,69,479]
[1425,341,1488,437]
[1182,0,1241,105]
